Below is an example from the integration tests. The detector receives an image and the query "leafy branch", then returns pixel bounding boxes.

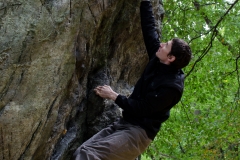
[191,0,240,118]
[185,0,239,78]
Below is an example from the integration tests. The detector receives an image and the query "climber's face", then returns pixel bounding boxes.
[156,40,175,65]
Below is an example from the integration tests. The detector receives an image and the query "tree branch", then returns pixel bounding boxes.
[185,0,239,78]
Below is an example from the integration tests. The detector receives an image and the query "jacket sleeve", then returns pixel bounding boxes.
[115,88,180,117]
[141,1,160,59]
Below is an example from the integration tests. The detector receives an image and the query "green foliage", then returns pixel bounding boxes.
[144,0,240,159]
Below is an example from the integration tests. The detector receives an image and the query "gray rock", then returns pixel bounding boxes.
[0,0,164,159]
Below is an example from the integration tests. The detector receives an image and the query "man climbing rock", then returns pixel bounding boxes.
[73,0,192,159]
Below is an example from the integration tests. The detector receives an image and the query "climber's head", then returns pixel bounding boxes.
[156,38,192,69]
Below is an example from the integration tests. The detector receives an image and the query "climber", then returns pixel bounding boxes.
[72,0,192,159]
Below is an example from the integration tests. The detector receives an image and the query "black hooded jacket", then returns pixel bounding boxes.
[115,1,185,140]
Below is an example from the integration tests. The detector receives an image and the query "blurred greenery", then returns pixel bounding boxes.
[144,0,240,159]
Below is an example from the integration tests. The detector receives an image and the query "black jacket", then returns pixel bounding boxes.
[115,1,185,140]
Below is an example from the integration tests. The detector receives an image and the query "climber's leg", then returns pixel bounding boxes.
[72,118,151,160]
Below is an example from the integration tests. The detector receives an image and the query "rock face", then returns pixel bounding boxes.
[0,0,164,159]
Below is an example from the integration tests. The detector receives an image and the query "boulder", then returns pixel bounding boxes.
[0,0,164,159]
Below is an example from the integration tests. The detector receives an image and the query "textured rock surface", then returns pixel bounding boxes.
[0,0,164,159]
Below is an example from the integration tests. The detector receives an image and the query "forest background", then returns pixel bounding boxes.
[143,0,240,159]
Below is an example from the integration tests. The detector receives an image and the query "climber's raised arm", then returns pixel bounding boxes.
[140,0,160,59]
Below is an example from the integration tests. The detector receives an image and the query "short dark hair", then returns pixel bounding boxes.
[169,38,192,69]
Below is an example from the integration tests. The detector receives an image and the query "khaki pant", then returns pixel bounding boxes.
[72,118,152,160]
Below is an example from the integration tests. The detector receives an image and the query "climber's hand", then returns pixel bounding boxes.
[94,85,119,101]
